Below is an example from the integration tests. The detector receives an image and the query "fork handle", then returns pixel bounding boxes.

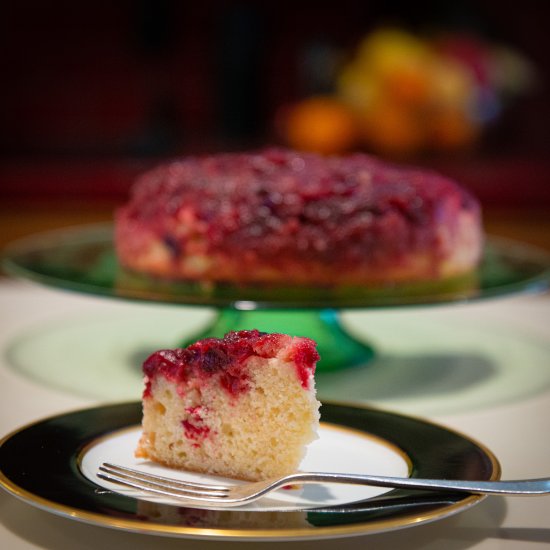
[282,473,550,495]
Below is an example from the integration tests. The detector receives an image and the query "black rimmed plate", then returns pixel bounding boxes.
[2,223,550,309]
[0,402,499,541]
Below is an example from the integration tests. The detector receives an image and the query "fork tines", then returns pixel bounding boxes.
[98,463,230,499]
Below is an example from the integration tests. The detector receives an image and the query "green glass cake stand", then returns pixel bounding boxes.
[3,223,550,372]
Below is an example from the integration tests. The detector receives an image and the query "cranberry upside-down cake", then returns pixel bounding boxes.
[115,148,482,286]
[135,330,320,481]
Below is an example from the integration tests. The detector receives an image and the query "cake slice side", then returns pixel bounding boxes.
[136,330,321,481]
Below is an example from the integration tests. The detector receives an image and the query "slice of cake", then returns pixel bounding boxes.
[136,330,320,481]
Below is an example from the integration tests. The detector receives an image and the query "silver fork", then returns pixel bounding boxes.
[97,463,550,507]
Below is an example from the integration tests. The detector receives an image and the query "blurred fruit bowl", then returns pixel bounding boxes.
[278,28,535,158]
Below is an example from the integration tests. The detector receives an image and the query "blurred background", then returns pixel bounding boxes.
[1,0,549,250]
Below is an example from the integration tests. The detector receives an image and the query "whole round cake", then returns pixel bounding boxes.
[115,148,482,285]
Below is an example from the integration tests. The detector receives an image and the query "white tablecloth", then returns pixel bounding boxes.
[1,279,549,549]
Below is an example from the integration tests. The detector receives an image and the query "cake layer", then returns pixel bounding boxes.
[115,148,483,284]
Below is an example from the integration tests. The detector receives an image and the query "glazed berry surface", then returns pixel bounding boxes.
[143,330,319,397]
[118,148,479,265]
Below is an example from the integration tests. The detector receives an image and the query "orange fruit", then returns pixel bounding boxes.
[382,65,433,107]
[428,107,479,150]
[361,99,426,156]
[284,96,359,155]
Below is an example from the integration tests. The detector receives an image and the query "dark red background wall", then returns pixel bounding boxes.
[1,1,549,206]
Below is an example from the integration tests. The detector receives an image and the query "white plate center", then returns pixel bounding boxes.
[80,422,410,512]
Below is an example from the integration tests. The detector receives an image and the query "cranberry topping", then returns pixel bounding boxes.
[291,340,321,389]
[118,148,479,264]
[142,348,193,398]
[142,330,319,397]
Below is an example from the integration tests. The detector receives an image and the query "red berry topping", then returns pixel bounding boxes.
[143,330,319,397]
